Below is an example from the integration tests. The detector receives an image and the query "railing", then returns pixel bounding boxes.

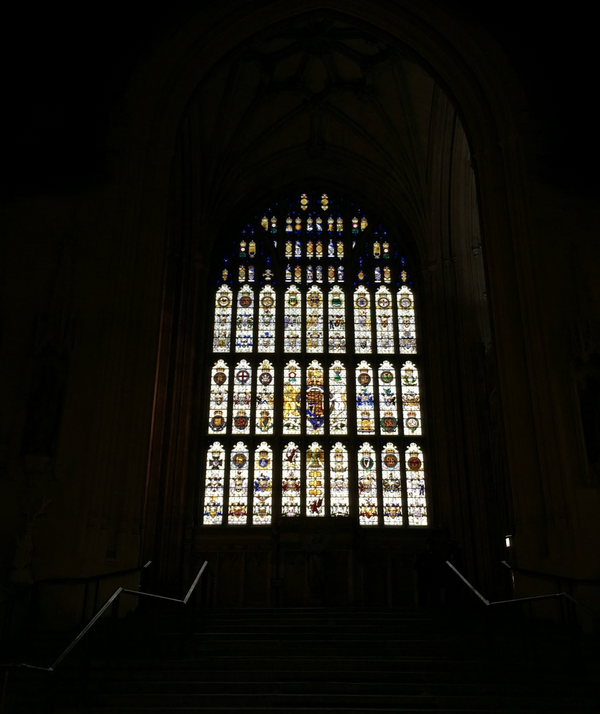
[0,561,209,713]
[445,560,596,668]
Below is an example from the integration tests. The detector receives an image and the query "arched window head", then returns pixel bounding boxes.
[202,191,427,527]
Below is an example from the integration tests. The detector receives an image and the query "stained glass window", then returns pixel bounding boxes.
[203,191,428,527]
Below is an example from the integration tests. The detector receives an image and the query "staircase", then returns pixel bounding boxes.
[6,605,599,712]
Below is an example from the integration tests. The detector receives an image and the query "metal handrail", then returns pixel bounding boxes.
[0,561,209,712]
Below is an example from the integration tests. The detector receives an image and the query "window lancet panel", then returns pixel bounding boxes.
[203,191,428,528]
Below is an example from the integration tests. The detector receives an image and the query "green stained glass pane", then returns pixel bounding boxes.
[258,285,276,352]
[401,361,422,436]
[203,442,225,525]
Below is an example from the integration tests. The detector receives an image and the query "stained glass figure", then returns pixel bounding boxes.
[282,442,301,516]
[208,360,229,434]
[383,266,391,283]
[235,285,254,352]
[294,265,302,282]
[286,216,293,233]
[374,267,381,283]
[352,217,359,234]
[358,443,378,525]
[405,443,428,525]
[328,238,335,256]
[229,442,249,524]
[284,286,301,352]
[360,216,368,231]
[306,360,325,434]
[307,265,314,283]
[213,285,232,352]
[328,286,346,353]
[203,442,225,525]
[328,265,335,283]
[375,286,394,353]
[401,361,422,435]
[306,286,324,353]
[382,241,390,258]
[356,361,375,435]
[248,265,255,282]
[330,443,349,516]
[258,285,276,352]
[328,217,334,234]
[261,215,269,231]
[253,442,272,524]
[295,217,302,234]
[239,265,246,282]
[338,266,344,282]
[285,265,292,282]
[329,361,348,434]
[270,215,277,233]
[239,240,247,258]
[307,240,314,258]
[232,360,252,434]
[300,193,309,211]
[337,240,344,258]
[283,360,302,434]
[255,360,274,435]
[373,241,381,259]
[316,265,323,283]
[249,240,256,257]
[316,217,323,233]
[336,217,343,233]
[398,286,417,353]
[354,285,372,353]
[321,194,329,211]
[307,216,314,232]
[306,442,325,516]
[382,443,403,525]
[285,241,292,258]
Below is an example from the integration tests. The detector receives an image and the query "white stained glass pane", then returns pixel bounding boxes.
[382,443,403,525]
[306,442,325,517]
[306,360,325,435]
[232,360,252,434]
[284,286,302,353]
[213,285,232,352]
[258,285,276,352]
[203,442,225,525]
[401,361,422,436]
[306,286,324,353]
[282,442,301,517]
[283,360,302,434]
[253,442,272,525]
[356,360,375,435]
[358,443,378,525]
[329,361,347,435]
[354,285,372,353]
[328,286,346,353]
[229,442,249,524]
[208,360,228,435]
[398,285,417,353]
[330,443,349,517]
[375,286,394,353]
[255,360,275,435]
[405,443,428,526]
[378,361,399,436]
[235,285,254,352]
